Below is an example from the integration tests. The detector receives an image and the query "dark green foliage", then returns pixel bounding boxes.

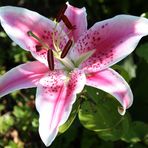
[79,86,130,141]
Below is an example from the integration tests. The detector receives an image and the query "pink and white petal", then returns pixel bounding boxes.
[0,61,48,97]
[35,69,85,146]
[0,6,68,66]
[86,68,133,115]
[60,2,87,42]
[69,15,148,73]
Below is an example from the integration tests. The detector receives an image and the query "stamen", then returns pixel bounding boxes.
[35,45,42,52]
[27,31,49,50]
[53,23,65,53]
[61,15,76,30]
[47,50,54,71]
[27,31,42,41]
[61,39,73,58]
[56,4,67,22]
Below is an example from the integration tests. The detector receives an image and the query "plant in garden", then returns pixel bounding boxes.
[0,2,148,147]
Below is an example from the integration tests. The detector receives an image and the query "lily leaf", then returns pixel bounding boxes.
[121,121,148,145]
[136,43,148,64]
[78,86,130,141]
[112,64,130,82]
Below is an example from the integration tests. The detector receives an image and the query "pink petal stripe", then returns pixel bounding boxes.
[86,68,133,115]
[0,61,48,97]
[60,2,87,42]
[35,69,85,146]
[69,15,148,73]
[0,6,68,67]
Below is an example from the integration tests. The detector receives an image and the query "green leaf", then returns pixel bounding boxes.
[12,105,38,132]
[13,106,31,119]
[78,86,130,141]
[122,121,148,145]
[0,104,5,112]
[121,55,137,79]
[59,98,81,134]
[112,65,130,82]
[99,141,114,148]
[32,118,39,128]
[80,129,101,148]
[130,60,148,122]
[4,141,18,148]
[11,46,28,63]
[98,115,129,141]
[136,43,148,64]
[127,143,148,148]
[0,114,14,134]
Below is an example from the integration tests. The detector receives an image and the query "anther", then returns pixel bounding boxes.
[61,39,73,58]
[35,45,42,52]
[56,4,67,22]
[61,15,76,30]
[47,50,54,71]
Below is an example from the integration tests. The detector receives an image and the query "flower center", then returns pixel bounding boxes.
[27,5,76,71]
[27,5,95,72]
[27,28,74,71]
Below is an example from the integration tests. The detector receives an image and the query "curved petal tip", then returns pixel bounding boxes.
[118,106,126,116]
[66,1,86,13]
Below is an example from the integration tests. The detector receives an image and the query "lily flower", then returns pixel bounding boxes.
[0,2,148,146]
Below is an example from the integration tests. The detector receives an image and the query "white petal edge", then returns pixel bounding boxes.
[0,61,48,97]
[35,69,86,146]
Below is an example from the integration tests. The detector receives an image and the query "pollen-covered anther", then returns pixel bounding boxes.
[61,39,73,58]
[61,15,76,30]
[35,45,42,52]
[56,4,67,22]
[47,49,54,71]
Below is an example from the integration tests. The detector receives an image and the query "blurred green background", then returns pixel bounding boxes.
[0,0,148,148]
